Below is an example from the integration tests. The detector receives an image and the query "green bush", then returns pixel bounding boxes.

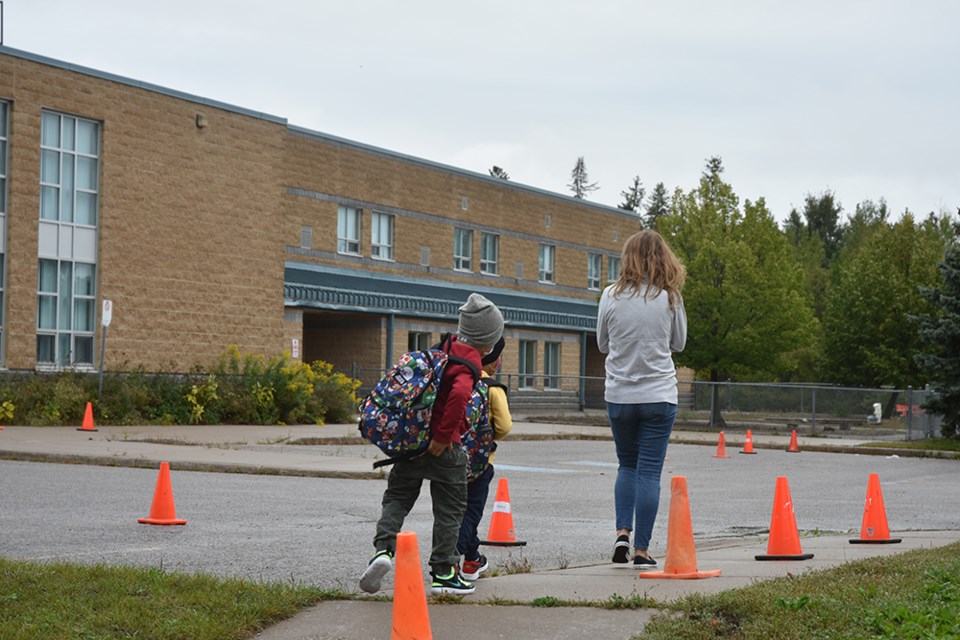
[0,348,361,427]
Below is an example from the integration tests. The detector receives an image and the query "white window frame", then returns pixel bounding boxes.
[519,340,537,389]
[36,258,97,367]
[337,205,361,255]
[539,244,556,284]
[453,227,473,271]
[608,256,621,283]
[370,212,394,261]
[587,253,602,290]
[544,341,560,389]
[480,232,499,276]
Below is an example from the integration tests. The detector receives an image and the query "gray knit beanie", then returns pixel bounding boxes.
[457,293,504,348]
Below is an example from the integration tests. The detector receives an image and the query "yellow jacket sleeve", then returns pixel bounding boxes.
[482,372,512,440]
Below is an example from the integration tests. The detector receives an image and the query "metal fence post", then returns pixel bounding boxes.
[906,386,914,441]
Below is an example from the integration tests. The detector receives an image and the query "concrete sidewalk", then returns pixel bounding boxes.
[2,421,956,640]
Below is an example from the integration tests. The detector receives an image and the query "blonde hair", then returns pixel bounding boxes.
[612,230,686,308]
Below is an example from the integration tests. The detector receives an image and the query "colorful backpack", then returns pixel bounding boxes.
[463,378,508,481]
[359,337,478,469]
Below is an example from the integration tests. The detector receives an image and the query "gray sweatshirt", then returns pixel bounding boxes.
[596,283,687,405]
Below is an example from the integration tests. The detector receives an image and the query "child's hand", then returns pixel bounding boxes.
[427,440,451,456]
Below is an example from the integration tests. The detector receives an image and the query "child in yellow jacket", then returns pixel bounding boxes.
[457,336,512,580]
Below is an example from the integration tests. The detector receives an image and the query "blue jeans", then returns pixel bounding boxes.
[608,402,676,550]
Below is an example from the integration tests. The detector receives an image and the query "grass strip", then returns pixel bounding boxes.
[639,541,960,639]
[0,558,341,640]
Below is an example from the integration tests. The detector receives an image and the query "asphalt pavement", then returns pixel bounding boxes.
[2,419,958,640]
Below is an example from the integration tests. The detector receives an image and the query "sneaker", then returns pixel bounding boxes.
[612,535,631,564]
[633,554,658,570]
[359,550,392,594]
[430,569,475,595]
[461,554,489,581]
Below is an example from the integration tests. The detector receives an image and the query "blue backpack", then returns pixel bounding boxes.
[359,337,478,469]
[463,378,508,481]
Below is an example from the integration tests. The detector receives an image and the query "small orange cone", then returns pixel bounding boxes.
[638,476,721,580]
[138,462,187,525]
[76,402,98,432]
[481,478,526,547]
[850,473,902,544]
[391,531,432,639]
[786,429,800,453]
[756,476,813,560]
[711,431,731,458]
[740,429,757,454]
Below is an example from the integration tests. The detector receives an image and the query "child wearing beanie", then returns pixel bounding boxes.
[361,293,504,597]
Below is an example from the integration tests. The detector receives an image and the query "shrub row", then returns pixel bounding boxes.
[0,347,361,427]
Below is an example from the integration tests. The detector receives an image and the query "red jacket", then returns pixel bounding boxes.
[429,337,482,446]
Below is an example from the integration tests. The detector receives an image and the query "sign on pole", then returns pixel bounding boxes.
[102,299,113,327]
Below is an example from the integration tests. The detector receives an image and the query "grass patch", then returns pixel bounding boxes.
[639,541,960,639]
[860,438,960,453]
[0,557,343,640]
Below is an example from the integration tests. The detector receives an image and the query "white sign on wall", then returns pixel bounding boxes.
[291,338,300,359]
[102,300,113,327]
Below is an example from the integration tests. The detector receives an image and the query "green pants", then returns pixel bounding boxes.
[373,444,468,574]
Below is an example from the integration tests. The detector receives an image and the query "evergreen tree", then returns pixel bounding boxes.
[488,166,510,180]
[618,176,645,214]
[802,191,844,264]
[644,182,670,229]
[913,222,960,438]
[567,156,599,199]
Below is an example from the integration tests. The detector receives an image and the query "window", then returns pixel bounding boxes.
[480,232,499,275]
[37,259,97,366]
[371,212,394,260]
[588,253,602,290]
[408,331,432,351]
[38,111,100,368]
[0,101,7,360]
[544,342,560,389]
[337,205,361,254]
[519,340,537,389]
[539,244,556,283]
[454,228,473,271]
[608,256,621,283]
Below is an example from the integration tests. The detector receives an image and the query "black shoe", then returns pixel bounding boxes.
[612,535,631,564]
[633,554,657,569]
[359,550,392,593]
[430,569,475,595]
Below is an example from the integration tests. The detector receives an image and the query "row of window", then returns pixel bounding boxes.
[338,206,622,289]
[0,101,101,368]
[408,332,562,389]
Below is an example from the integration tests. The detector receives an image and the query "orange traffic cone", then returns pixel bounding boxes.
[850,473,902,544]
[740,429,757,454]
[786,429,800,453]
[481,478,526,546]
[711,431,731,458]
[756,476,814,560]
[638,476,721,580]
[391,531,432,639]
[76,402,98,432]
[138,462,187,525]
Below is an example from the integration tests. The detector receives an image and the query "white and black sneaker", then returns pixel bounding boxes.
[430,569,475,595]
[612,535,631,564]
[359,550,393,594]
[633,554,658,570]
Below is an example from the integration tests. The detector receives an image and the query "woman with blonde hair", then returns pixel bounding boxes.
[596,229,687,568]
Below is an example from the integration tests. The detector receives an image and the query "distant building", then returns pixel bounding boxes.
[0,46,647,408]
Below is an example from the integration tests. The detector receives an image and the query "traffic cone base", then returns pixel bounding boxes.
[481,478,526,547]
[637,476,721,580]
[711,431,731,458]
[755,476,813,561]
[849,473,901,544]
[77,401,98,432]
[138,462,186,525]
[786,429,800,453]
[392,531,432,638]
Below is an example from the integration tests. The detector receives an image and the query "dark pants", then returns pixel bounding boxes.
[373,444,468,574]
[456,464,495,561]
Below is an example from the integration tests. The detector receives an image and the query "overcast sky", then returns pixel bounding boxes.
[5,1,959,222]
